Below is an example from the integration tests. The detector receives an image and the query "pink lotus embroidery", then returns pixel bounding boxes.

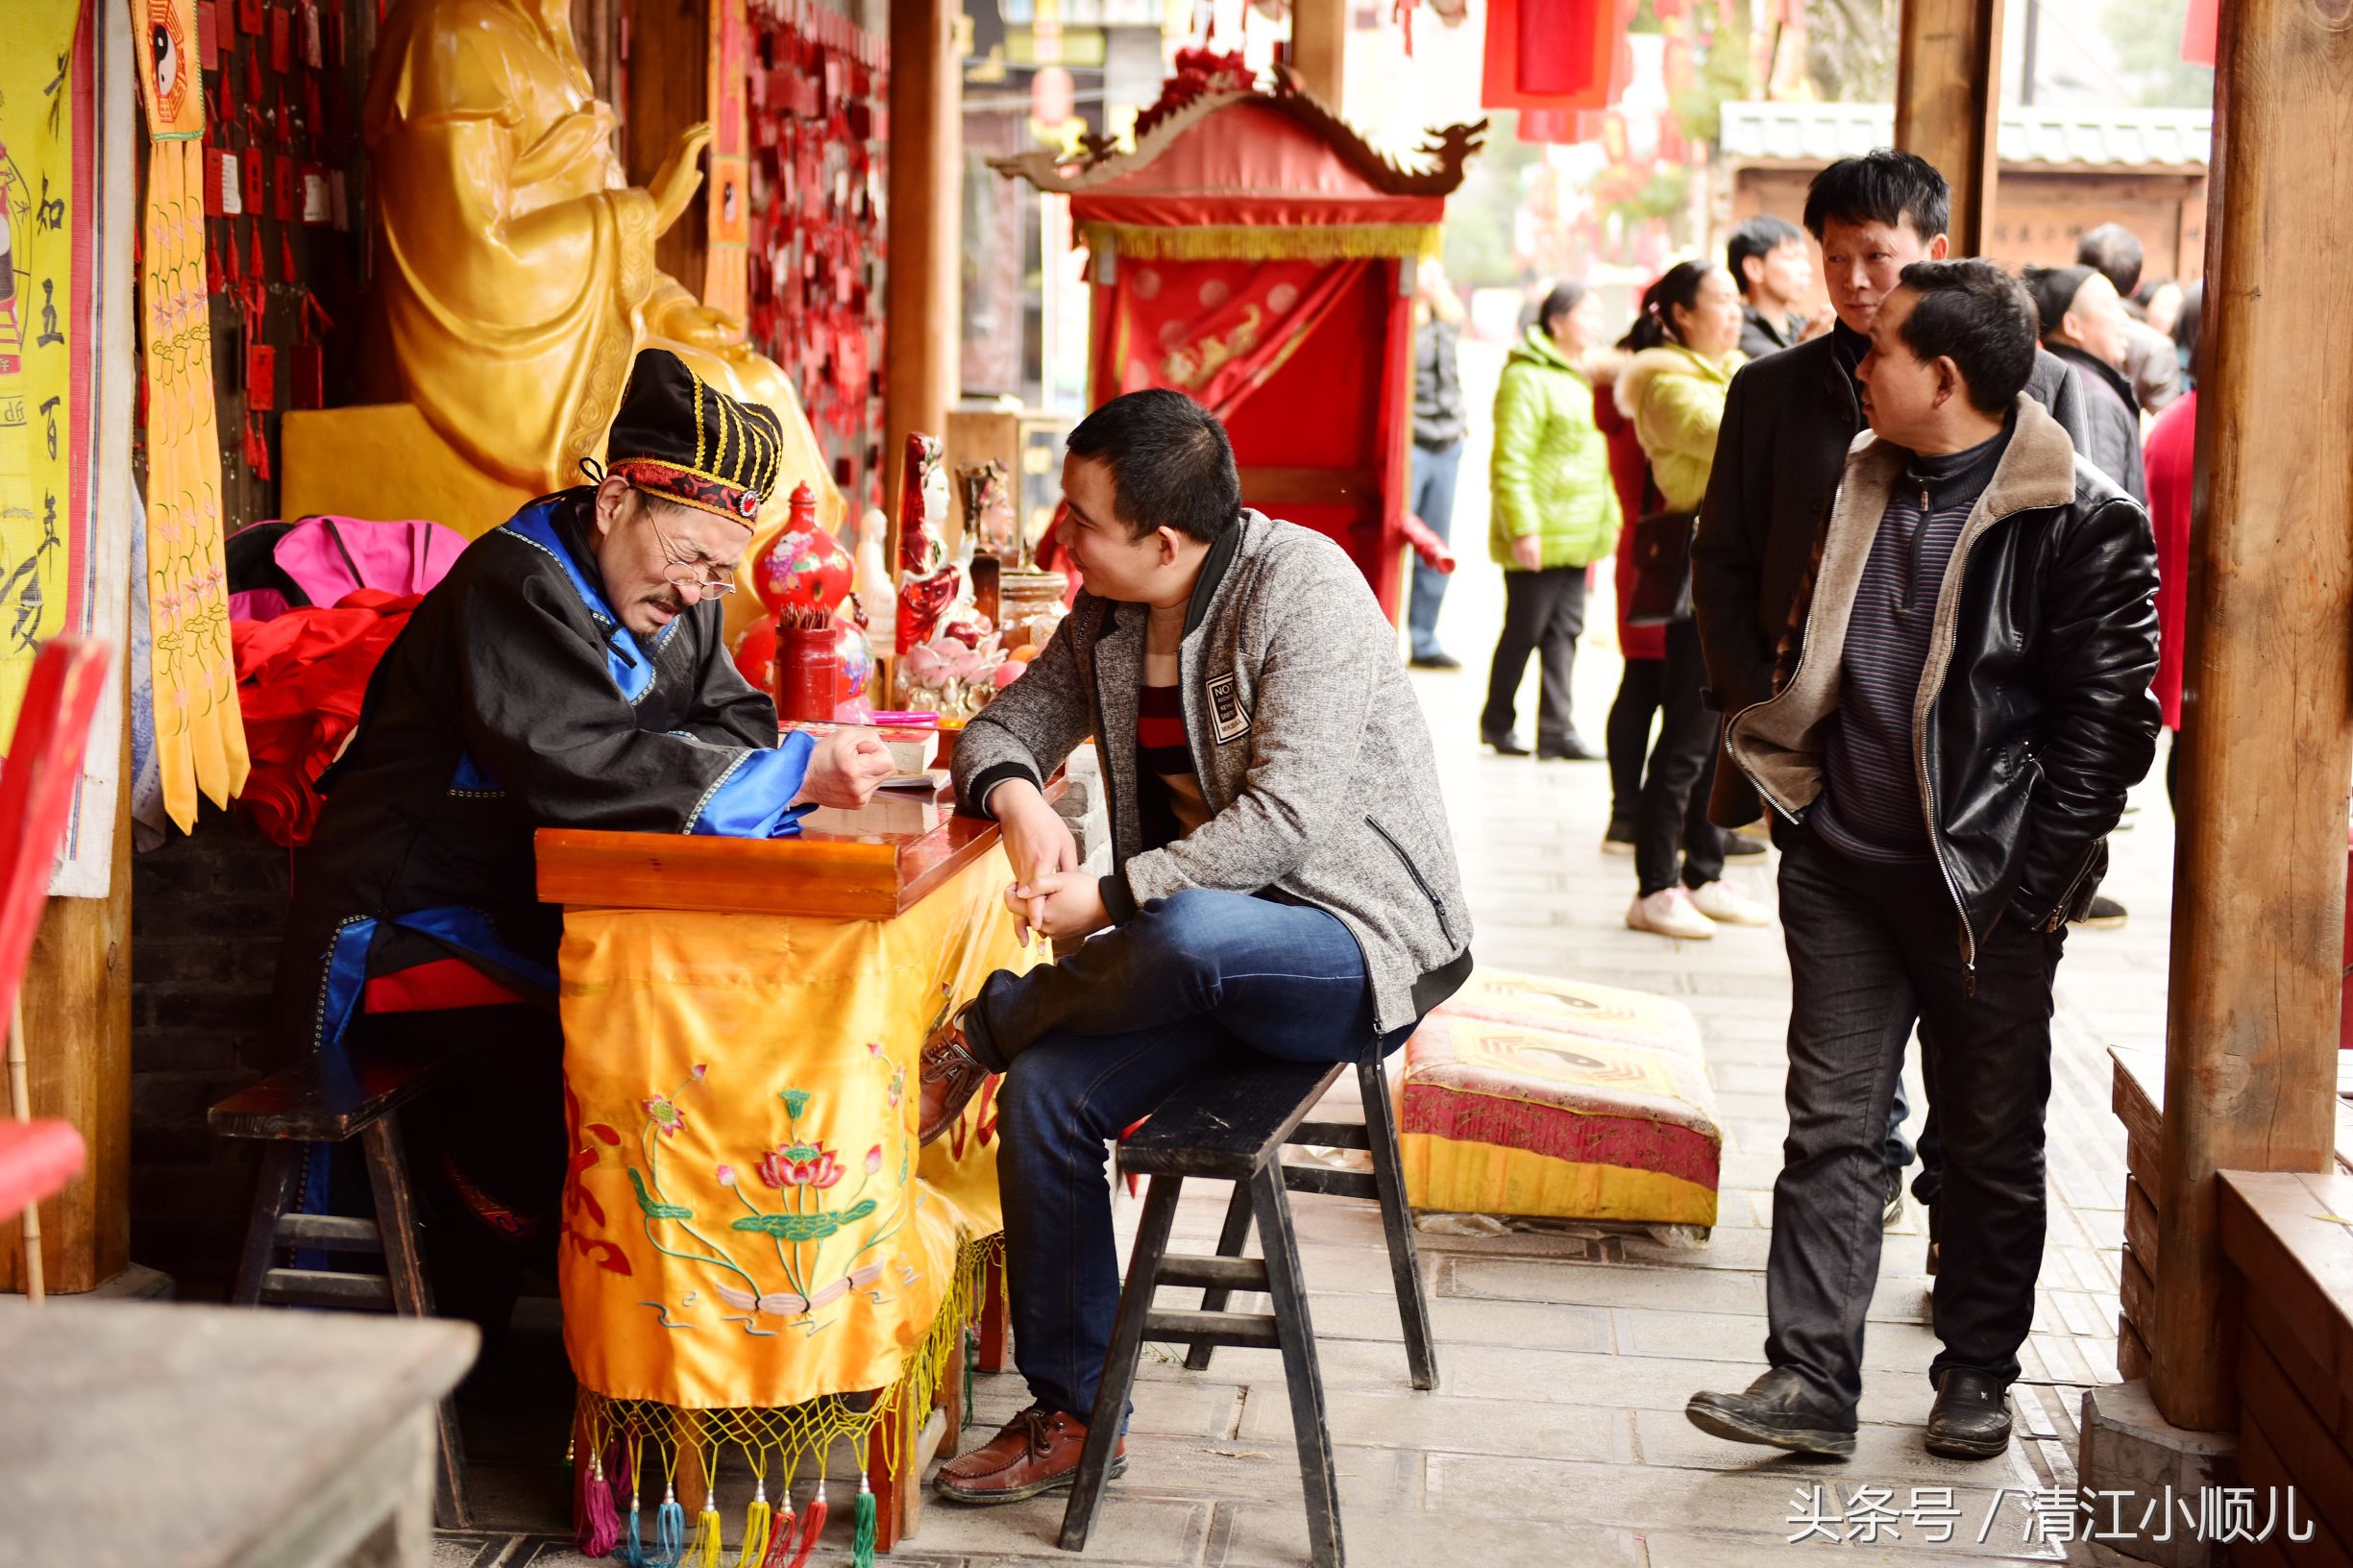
[756,1141,843,1189]
[644,1096,686,1137]
[865,1144,884,1175]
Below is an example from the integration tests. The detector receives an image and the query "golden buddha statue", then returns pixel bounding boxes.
[340,0,837,543]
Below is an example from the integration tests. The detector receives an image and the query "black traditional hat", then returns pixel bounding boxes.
[601,349,784,527]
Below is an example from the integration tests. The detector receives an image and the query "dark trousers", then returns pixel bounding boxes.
[1765,828,2063,1413]
[1482,566,1588,747]
[1407,441,1462,659]
[965,889,1406,1420]
[1634,619,1725,895]
[1605,656,1664,828]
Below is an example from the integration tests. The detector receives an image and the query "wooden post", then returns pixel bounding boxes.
[883,0,962,527]
[1289,0,1347,110]
[0,777,133,1296]
[1892,0,2005,254]
[2149,0,2353,1433]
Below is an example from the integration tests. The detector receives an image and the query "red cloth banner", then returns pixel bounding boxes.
[1092,257,1375,421]
[1483,0,1623,110]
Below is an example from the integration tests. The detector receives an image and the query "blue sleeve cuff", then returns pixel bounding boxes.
[688,731,818,839]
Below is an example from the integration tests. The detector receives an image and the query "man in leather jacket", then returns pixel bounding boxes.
[1684,261,2158,1462]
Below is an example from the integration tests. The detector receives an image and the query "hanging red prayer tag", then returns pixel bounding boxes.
[270,5,294,71]
[242,146,265,208]
[274,155,298,222]
[300,163,330,225]
[198,1,221,67]
[204,151,229,216]
[239,0,263,33]
[299,0,323,68]
[247,342,277,411]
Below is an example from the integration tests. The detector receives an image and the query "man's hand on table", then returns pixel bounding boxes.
[794,731,895,810]
[1004,870,1109,944]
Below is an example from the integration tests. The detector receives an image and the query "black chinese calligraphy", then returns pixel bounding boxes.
[1,490,61,651]
[39,395,58,460]
[35,173,62,235]
[37,278,61,348]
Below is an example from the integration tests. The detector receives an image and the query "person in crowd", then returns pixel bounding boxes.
[1728,214,1829,360]
[1481,281,1622,759]
[1408,259,1469,669]
[2170,279,2204,393]
[1691,149,2108,1241]
[2134,276,2183,340]
[921,389,1474,1503]
[2077,223,2183,414]
[1685,259,2158,1462]
[2025,263,2147,505]
[1615,262,1771,939]
[2143,277,2209,808]
[1589,341,1663,852]
[276,350,895,1329]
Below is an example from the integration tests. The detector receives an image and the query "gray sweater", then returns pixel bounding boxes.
[953,510,1475,1037]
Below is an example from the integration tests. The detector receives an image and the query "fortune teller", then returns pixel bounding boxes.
[272,349,893,1322]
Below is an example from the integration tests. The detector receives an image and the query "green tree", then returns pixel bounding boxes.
[2101,0,2215,108]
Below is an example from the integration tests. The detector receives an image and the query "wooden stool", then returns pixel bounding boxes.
[1061,1044,1435,1568]
[208,1035,470,1529]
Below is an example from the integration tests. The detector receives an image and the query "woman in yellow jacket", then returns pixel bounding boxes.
[1614,260,1771,941]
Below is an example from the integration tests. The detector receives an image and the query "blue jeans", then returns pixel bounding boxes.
[965,889,1406,1420]
[1407,441,1462,659]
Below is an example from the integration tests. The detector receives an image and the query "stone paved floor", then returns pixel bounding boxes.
[436,346,2177,1567]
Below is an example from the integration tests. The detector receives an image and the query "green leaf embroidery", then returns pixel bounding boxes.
[779,1088,813,1117]
[628,1167,693,1220]
[726,1198,878,1243]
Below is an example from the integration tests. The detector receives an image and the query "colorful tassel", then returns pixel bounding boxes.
[622,1491,648,1568]
[780,1479,826,1568]
[851,1474,876,1568]
[654,1483,687,1568]
[735,1482,773,1568]
[687,1493,723,1568]
[580,1458,623,1558]
[759,1497,796,1568]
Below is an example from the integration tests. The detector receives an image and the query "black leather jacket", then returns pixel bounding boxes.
[1723,396,2160,978]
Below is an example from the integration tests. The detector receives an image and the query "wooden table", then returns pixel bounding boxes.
[536,782,1034,1556]
[0,1297,476,1567]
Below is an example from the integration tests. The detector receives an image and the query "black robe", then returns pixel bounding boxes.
[275,489,813,1062]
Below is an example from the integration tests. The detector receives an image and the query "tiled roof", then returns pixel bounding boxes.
[1719,101,2212,168]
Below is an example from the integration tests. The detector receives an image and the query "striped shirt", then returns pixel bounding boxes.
[1813,426,2009,865]
[1138,646,1210,846]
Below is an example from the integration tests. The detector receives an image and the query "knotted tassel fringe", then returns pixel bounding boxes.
[619,1455,650,1568]
[734,1482,772,1568]
[579,1458,623,1559]
[852,1473,877,1568]
[758,1498,796,1568]
[685,1485,723,1568]
[654,1484,687,1568]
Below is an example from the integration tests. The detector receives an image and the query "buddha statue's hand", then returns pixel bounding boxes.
[649,121,715,234]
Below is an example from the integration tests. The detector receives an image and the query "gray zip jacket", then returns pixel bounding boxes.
[952,509,1475,1039]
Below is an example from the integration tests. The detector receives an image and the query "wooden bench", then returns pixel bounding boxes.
[1060,1044,1435,1568]
[208,1035,470,1529]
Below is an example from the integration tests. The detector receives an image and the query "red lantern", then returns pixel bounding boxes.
[751,482,855,618]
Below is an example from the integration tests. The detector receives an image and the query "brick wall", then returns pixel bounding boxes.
[130,805,293,1295]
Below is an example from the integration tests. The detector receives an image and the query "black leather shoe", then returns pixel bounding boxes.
[1722,829,1768,859]
[1685,1369,1856,1458]
[1409,650,1461,670]
[1881,1166,1906,1228]
[1924,1369,2012,1458]
[1535,734,1602,761]
[1483,731,1531,756]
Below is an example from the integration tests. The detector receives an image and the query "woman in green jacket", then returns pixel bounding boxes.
[1480,281,1621,759]
[1612,260,1769,941]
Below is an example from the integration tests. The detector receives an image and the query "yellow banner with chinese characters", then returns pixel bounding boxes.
[557,845,1027,1431]
[0,0,85,749]
[132,0,246,830]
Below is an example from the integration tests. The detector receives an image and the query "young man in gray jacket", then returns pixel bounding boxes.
[920,388,1474,1503]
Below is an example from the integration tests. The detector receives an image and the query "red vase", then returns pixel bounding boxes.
[774,623,844,723]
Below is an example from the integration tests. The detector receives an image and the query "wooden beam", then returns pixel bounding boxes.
[1289,0,1347,110]
[2151,0,2353,1433]
[884,0,962,524]
[625,0,710,294]
[1892,0,2005,254]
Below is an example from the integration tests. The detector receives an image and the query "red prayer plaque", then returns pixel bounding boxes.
[300,164,330,225]
[198,1,220,68]
[269,5,293,71]
[246,342,277,410]
[273,154,297,223]
[238,0,263,34]
[241,147,264,208]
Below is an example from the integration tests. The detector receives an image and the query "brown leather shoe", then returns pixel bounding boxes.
[935,1405,1125,1504]
[918,1017,991,1146]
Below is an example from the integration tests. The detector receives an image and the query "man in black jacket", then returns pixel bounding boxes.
[1685,261,2158,1461]
[2024,263,2148,503]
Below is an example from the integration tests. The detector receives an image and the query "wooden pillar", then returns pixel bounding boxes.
[625,0,711,295]
[0,728,133,1295]
[1289,0,1347,110]
[2149,0,2353,1433]
[884,0,962,523]
[1891,0,2004,254]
